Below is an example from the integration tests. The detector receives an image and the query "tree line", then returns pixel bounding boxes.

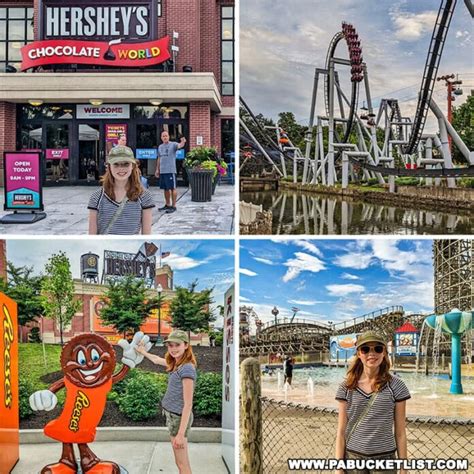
[0,252,218,345]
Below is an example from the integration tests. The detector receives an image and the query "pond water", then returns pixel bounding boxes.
[261,366,474,419]
[240,190,474,235]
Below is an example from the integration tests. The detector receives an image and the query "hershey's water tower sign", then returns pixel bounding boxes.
[41,0,156,41]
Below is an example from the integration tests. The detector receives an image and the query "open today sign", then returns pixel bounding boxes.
[3,152,44,211]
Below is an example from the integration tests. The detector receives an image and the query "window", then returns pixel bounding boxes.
[221,119,235,161]
[0,7,33,72]
[221,6,234,96]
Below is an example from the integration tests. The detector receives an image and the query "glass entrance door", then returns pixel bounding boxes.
[77,123,101,181]
[44,122,70,183]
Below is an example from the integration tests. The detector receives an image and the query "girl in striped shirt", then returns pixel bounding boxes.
[136,330,197,474]
[88,146,154,235]
[335,331,410,474]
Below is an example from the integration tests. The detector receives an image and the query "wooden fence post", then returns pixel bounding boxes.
[240,357,263,474]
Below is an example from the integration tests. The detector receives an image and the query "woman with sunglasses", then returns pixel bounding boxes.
[335,331,410,474]
[88,146,155,234]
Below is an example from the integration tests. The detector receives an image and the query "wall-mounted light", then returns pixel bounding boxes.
[89,99,103,106]
[28,99,43,106]
[149,99,162,106]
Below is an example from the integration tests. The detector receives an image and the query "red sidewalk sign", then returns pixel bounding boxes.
[21,36,171,71]
[0,293,19,473]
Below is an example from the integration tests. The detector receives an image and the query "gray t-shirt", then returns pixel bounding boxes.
[335,375,411,456]
[161,363,197,414]
[158,142,179,174]
[88,188,155,235]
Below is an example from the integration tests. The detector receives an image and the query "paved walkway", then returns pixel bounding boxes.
[13,441,228,473]
[0,184,235,235]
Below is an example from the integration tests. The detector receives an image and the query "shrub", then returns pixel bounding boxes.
[19,376,35,419]
[116,371,167,421]
[458,178,474,188]
[395,177,420,186]
[194,372,222,416]
[28,327,41,343]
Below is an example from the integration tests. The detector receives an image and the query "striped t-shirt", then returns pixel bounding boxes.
[161,363,197,415]
[335,376,411,456]
[88,188,155,235]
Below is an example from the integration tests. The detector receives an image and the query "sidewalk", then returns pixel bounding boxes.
[13,441,227,473]
[0,184,235,235]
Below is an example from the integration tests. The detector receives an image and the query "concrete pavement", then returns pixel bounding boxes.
[0,184,235,235]
[13,428,229,474]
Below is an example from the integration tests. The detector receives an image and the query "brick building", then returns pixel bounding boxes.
[0,0,234,185]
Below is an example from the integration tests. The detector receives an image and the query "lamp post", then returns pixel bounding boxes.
[155,283,163,346]
[272,306,279,326]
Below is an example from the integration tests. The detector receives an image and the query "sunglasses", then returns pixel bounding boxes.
[359,345,384,354]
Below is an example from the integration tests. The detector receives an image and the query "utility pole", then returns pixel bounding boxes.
[436,74,463,151]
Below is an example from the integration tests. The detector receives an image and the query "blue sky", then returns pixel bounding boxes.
[5,239,234,326]
[241,0,473,132]
[240,239,434,328]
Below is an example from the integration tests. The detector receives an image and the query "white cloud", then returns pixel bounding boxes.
[326,284,365,297]
[240,296,251,302]
[341,273,360,280]
[240,268,258,277]
[165,255,202,270]
[291,240,324,257]
[390,10,437,41]
[253,257,275,265]
[288,299,319,306]
[334,252,372,269]
[282,252,326,282]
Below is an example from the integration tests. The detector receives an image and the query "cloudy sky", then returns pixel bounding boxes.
[240,239,435,328]
[241,0,473,132]
[5,239,234,326]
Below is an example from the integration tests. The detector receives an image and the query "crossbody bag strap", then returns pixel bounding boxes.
[346,391,379,445]
[102,197,129,234]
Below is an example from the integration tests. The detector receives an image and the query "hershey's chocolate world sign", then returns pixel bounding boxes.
[41,0,157,41]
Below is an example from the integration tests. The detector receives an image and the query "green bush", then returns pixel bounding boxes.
[116,371,167,421]
[458,178,474,188]
[194,372,222,416]
[19,376,35,419]
[395,177,420,186]
[28,327,41,343]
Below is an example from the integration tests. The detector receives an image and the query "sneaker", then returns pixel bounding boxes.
[158,204,171,211]
[165,206,177,214]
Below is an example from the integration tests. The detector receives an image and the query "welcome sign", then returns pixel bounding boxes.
[21,37,170,70]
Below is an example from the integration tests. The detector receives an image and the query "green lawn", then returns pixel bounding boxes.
[19,343,62,389]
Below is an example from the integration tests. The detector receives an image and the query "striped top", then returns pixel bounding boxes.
[335,376,411,456]
[88,188,155,235]
[161,363,197,415]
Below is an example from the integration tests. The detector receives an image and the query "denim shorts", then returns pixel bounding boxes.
[163,408,193,437]
[345,450,397,474]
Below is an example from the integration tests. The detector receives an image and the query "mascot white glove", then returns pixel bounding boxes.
[29,390,58,411]
[118,331,152,368]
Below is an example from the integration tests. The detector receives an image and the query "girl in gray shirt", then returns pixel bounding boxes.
[136,329,196,474]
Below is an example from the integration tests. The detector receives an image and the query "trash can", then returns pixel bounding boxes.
[189,169,213,202]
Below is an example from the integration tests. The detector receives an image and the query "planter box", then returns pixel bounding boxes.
[188,169,213,202]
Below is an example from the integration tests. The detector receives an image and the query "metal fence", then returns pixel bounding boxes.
[260,397,474,473]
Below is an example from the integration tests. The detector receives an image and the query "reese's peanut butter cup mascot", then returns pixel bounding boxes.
[29,332,152,474]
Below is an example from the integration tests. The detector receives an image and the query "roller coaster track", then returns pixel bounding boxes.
[240,306,405,356]
[403,0,457,155]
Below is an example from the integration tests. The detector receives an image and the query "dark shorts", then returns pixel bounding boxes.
[159,173,177,190]
[345,450,397,474]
